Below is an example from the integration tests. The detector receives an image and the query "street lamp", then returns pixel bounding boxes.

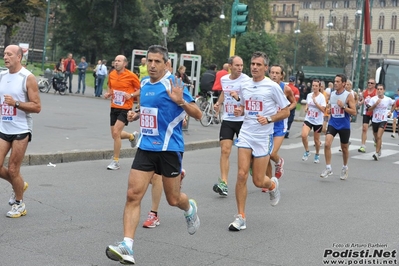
[350,9,362,81]
[293,19,301,75]
[41,0,50,71]
[325,9,333,67]
[159,19,169,48]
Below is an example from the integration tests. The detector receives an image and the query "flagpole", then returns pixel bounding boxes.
[362,0,373,90]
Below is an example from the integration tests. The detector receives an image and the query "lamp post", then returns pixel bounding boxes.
[159,19,169,48]
[325,9,333,67]
[41,0,50,71]
[350,9,362,81]
[293,19,301,75]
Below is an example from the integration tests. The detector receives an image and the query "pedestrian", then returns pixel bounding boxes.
[357,79,377,153]
[103,55,140,170]
[105,45,202,264]
[63,53,76,93]
[228,51,290,231]
[301,79,326,163]
[175,65,193,88]
[199,64,216,97]
[320,74,356,180]
[212,63,229,96]
[95,59,108,97]
[93,59,101,95]
[138,57,148,81]
[345,80,358,122]
[76,56,88,94]
[0,44,41,217]
[212,55,250,196]
[285,76,300,138]
[368,84,395,160]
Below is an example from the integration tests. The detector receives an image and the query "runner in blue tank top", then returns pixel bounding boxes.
[106,45,202,265]
[320,74,357,180]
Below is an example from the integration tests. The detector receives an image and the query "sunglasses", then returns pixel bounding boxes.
[368,82,375,84]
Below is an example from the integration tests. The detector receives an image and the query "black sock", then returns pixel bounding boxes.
[15,200,22,205]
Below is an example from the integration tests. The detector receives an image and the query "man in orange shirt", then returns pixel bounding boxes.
[285,76,300,138]
[212,63,229,99]
[104,55,140,170]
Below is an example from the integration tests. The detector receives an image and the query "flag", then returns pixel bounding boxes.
[364,0,372,45]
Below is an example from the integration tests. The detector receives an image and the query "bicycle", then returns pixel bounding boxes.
[38,74,51,93]
[197,91,222,127]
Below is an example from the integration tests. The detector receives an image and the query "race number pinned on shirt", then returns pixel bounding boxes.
[245,96,263,116]
[373,109,386,122]
[0,97,16,121]
[307,110,319,119]
[330,103,345,118]
[112,90,126,106]
[224,91,240,117]
[140,107,159,136]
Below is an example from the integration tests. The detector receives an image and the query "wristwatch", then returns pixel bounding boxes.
[15,101,20,108]
[130,93,135,98]
[266,116,273,123]
[342,105,346,109]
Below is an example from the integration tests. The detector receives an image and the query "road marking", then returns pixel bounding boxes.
[351,149,399,160]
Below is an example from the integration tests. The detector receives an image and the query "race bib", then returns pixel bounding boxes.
[307,110,319,119]
[0,100,17,122]
[112,90,126,106]
[245,99,263,116]
[225,104,239,117]
[140,107,159,136]
[330,103,345,118]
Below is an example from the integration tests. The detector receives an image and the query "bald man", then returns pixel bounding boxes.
[104,55,141,170]
[0,45,41,218]
[212,63,229,97]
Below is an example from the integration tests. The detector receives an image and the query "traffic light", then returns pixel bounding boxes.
[231,2,248,37]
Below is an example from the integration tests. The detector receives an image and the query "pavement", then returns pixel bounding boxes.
[20,74,308,166]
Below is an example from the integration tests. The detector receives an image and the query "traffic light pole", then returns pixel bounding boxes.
[229,0,248,57]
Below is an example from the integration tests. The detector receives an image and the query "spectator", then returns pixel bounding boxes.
[95,60,108,97]
[212,63,229,99]
[138,57,148,81]
[199,64,217,96]
[76,56,88,94]
[63,53,76,93]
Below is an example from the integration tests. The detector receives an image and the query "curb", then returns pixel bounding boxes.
[16,139,220,166]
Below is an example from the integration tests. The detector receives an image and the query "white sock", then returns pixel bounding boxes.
[326,164,332,170]
[123,237,134,250]
[343,165,348,169]
[184,204,193,216]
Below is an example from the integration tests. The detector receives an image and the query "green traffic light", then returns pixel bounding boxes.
[230,2,249,37]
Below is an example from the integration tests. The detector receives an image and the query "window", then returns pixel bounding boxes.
[319,15,325,29]
[377,38,383,54]
[389,38,395,55]
[303,1,312,8]
[332,1,338,8]
[283,4,286,15]
[273,4,277,13]
[332,16,337,27]
[344,1,350,8]
[391,14,397,29]
[303,15,309,23]
[393,0,398,7]
[342,15,348,29]
[379,14,385,29]
[320,1,325,8]
[380,0,386,7]
[292,4,296,15]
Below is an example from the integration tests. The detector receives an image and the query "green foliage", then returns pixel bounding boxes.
[275,22,325,75]
[236,31,278,74]
[149,4,178,46]
[0,0,45,48]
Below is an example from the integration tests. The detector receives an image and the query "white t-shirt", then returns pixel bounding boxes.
[369,96,394,123]
[305,92,326,125]
[220,73,250,122]
[238,77,290,139]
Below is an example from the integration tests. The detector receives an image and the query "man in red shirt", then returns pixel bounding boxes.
[358,79,377,153]
[212,63,229,99]
[285,76,300,138]
[63,53,76,93]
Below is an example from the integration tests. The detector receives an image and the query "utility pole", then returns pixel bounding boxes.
[41,0,50,72]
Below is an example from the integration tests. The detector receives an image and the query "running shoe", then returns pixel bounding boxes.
[142,212,160,228]
[391,134,396,139]
[373,153,379,161]
[9,182,29,206]
[275,158,284,179]
[7,203,27,218]
[212,180,228,196]
[105,241,135,264]
[340,167,348,180]
[320,168,333,178]
[358,146,366,153]
[185,199,200,235]
[314,154,320,164]
[302,151,310,161]
[269,177,280,206]
[107,160,120,170]
[228,214,246,231]
[129,131,140,148]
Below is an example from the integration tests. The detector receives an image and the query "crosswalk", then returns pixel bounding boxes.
[280,137,399,163]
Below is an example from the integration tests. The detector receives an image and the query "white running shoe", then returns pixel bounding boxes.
[129,131,140,148]
[105,241,135,264]
[269,177,280,206]
[340,167,348,180]
[185,199,200,235]
[320,168,333,178]
[7,203,27,218]
[9,182,28,206]
[228,214,246,231]
[107,160,120,170]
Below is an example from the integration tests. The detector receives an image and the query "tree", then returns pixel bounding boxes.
[236,31,278,74]
[149,4,179,48]
[0,0,45,50]
[328,18,355,69]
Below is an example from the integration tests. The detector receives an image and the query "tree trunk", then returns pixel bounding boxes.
[3,25,13,52]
